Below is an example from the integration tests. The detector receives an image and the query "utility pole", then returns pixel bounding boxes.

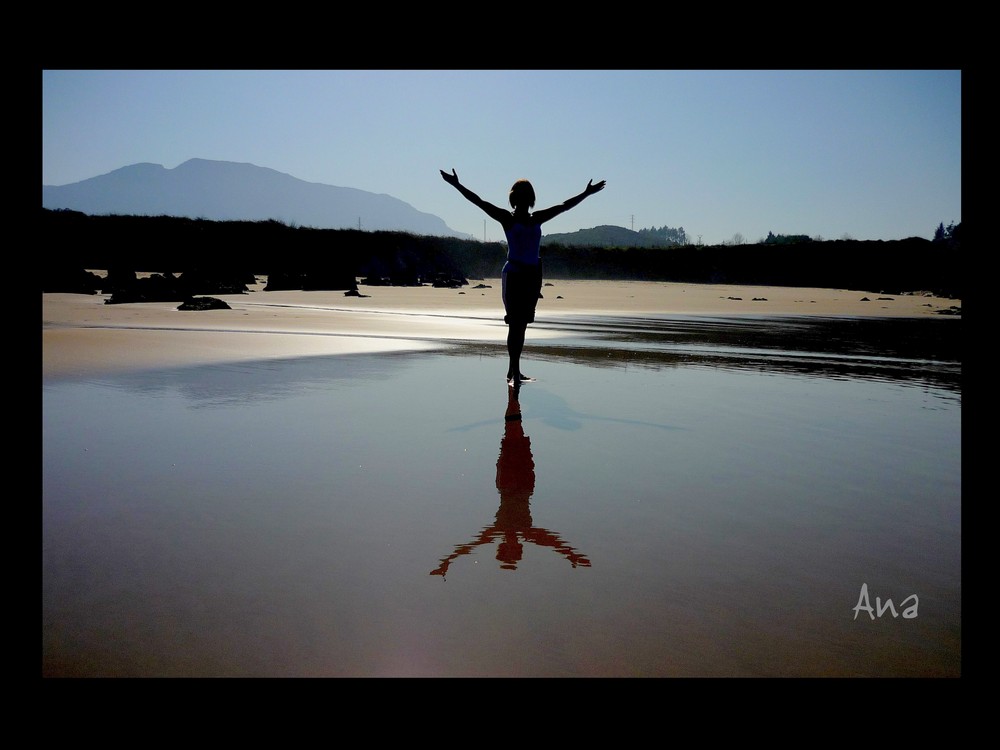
[484,219,487,243]
[631,215,634,231]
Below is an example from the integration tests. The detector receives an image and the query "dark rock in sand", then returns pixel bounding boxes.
[265,270,358,292]
[105,272,186,303]
[100,268,138,294]
[360,272,425,287]
[178,296,231,311]
[102,267,253,303]
[43,267,103,294]
[179,268,253,295]
[431,272,468,288]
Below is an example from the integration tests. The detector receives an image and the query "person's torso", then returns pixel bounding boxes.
[504,221,542,265]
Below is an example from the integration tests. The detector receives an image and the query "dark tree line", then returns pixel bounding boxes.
[636,225,688,246]
[933,221,961,245]
[41,209,962,299]
[763,231,812,245]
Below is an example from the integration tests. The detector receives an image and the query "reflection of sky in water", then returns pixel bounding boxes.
[42,316,961,676]
[75,348,441,408]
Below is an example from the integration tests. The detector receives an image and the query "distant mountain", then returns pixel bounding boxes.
[42,158,470,238]
[542,224,679,248]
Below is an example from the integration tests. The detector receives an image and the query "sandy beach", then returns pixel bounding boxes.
[42,278,960,380]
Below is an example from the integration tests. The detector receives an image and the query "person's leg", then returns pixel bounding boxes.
[508,264,540,383]
[501,264,510,324]
[507,322,527,383]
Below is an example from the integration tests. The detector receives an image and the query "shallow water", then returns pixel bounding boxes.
[42,315,961,677]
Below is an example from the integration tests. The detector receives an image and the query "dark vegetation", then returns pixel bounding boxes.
[41,209,962,300]
[542,224,689,248]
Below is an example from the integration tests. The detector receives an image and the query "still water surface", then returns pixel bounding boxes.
[42,315,961,676]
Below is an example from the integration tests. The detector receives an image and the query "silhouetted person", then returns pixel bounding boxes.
[430,383,591,578]
[441,169,605,385]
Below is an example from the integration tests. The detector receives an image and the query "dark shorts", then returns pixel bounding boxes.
[502,260,543,325]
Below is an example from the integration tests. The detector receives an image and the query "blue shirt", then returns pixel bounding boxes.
[504,222,542,265]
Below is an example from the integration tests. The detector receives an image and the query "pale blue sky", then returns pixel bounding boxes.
[42,69,961,245]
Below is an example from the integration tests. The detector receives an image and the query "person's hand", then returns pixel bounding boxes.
[586,179,606,195]
[440,168,460,187]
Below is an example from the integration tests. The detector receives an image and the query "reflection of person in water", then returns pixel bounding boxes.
[430,384,591,578]
[440,169,605,386]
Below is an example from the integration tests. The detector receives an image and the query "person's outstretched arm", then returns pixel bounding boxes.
[440,169,511,224]
[531,179,606,224]
[429,528,499,577]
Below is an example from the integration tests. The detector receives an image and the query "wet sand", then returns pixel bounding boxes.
[42,278,959,380]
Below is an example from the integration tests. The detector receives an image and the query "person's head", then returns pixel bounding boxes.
[497,536,524,569]
[509,179,535,210]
